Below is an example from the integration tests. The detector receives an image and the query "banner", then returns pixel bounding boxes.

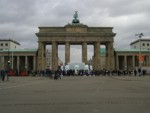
[138,54,145,62]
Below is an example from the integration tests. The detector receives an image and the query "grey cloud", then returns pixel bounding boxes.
[109,1,150,17]
[0,0,37,24]
[0,0,149,62]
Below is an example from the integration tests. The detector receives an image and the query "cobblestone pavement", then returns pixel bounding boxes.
[0,76,150,113]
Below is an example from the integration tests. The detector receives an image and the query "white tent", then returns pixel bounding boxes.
[84,65,89,70]
[75,65,79,70]
[65,65,70,70]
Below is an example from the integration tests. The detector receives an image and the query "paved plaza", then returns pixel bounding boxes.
[0,75,150,113]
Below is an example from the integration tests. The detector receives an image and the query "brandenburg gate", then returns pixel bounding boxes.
[36,12,116,71]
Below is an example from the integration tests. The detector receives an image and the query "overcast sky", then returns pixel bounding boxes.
[0,0,150,63]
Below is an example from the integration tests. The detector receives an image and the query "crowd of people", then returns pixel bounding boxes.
[35,68,147,79]
[0,68,147,81]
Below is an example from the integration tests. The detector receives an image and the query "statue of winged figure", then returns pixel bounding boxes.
[74,11,78,19]
[72,11,80,24]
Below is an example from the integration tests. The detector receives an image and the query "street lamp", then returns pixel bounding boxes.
[135,33,144,68]
[7,60,10,64]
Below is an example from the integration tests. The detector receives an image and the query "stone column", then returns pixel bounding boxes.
[93,42,101,70]
[148,56,150,66]
[124,55,127,70]
[82,42,87,64]
[33,56,36,72]
[43,44,46,69]
[17,56,20,73]
[1,56,4,69]
[116,55,119,70]
[106,42,115,70]
[37,42,45,71]
[146,55,149,66]
[145,56,147,66]
[106,43,109,70]
[65,42,70,65]
[25,56,28,70]
[52,41,58,71]
[132,55,135,69]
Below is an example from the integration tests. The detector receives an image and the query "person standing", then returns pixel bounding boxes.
[138,68,142,76]
[0,69,1,80]
[134,69,137,76]
[1,69,6,81]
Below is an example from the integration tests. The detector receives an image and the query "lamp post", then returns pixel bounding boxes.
[11,50,13,70]
[135,33,144,68]
[7,60,10,67]
[7,48,11,80]
[7,49,10,69]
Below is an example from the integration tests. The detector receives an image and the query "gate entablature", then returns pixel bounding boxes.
[37,24,115,36]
